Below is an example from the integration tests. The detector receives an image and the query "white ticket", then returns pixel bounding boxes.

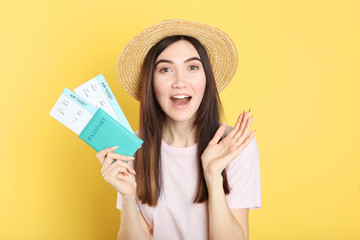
[74,74,134,133]
[49,88,97,135]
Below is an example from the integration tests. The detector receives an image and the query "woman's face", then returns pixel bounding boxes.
[153,40,206,124]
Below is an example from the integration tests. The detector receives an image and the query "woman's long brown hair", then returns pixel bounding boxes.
[134,35,230,206]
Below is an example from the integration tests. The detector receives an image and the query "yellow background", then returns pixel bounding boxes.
[1,0,359,239]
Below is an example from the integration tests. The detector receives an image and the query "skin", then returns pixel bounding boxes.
[95,40,257,240]
[153,40,206,147]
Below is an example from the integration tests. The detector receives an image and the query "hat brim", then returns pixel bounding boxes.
[116,19,238,101]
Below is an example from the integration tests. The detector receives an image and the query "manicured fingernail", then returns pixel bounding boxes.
[111,146,119,150]
[132,169,136,175]
[130,156,135,160]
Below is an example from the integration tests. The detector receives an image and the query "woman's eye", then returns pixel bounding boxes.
[188,65,199,70]
[160,67,171,73]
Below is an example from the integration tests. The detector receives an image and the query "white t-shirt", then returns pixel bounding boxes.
[116,137,261,240]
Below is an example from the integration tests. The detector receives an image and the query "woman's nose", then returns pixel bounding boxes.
[172,70,187,89]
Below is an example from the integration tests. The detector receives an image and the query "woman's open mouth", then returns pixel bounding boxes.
[170,95,192,106]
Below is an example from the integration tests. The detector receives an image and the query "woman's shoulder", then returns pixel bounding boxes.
[224,123,259,174]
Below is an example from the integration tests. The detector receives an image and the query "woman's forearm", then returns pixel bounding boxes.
[207,176,245,240]
[118,197,149,240]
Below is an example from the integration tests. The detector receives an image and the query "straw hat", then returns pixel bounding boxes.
[116,19,238,101]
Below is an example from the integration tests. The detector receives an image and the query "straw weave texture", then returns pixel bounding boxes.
[116,19,238,101]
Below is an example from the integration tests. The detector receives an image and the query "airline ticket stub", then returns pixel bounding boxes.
[49,88,97,135]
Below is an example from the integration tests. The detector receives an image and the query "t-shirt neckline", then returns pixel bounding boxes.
[161,140,198,154]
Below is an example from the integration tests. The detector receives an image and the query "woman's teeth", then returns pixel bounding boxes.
[171,95,192,105]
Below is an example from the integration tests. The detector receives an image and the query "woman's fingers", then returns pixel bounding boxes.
[225,111,245,140]
[102,152,135,171]
[224,109,251,143]
[117,172,132,181]
[237,110,251,137]
[95,146,119,164]
[209,123,227,145]
[102,160,135,178]
[238,129,257,149]
[103,163,133,184]
[234,111,245,131]
[234,113,254,143]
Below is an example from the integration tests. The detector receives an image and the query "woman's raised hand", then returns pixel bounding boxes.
[201,109,257,182]
[96,146,137,200]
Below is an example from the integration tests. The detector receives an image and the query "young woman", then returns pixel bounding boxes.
[95,19,261,240]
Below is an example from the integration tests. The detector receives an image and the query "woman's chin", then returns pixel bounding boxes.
[165,113,197,125]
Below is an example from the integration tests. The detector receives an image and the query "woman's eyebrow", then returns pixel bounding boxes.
[155,57,202,67]
[184,57,202,63]
[155,59,173,67]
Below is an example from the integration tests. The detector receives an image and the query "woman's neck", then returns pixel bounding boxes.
[162,118,197,148]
